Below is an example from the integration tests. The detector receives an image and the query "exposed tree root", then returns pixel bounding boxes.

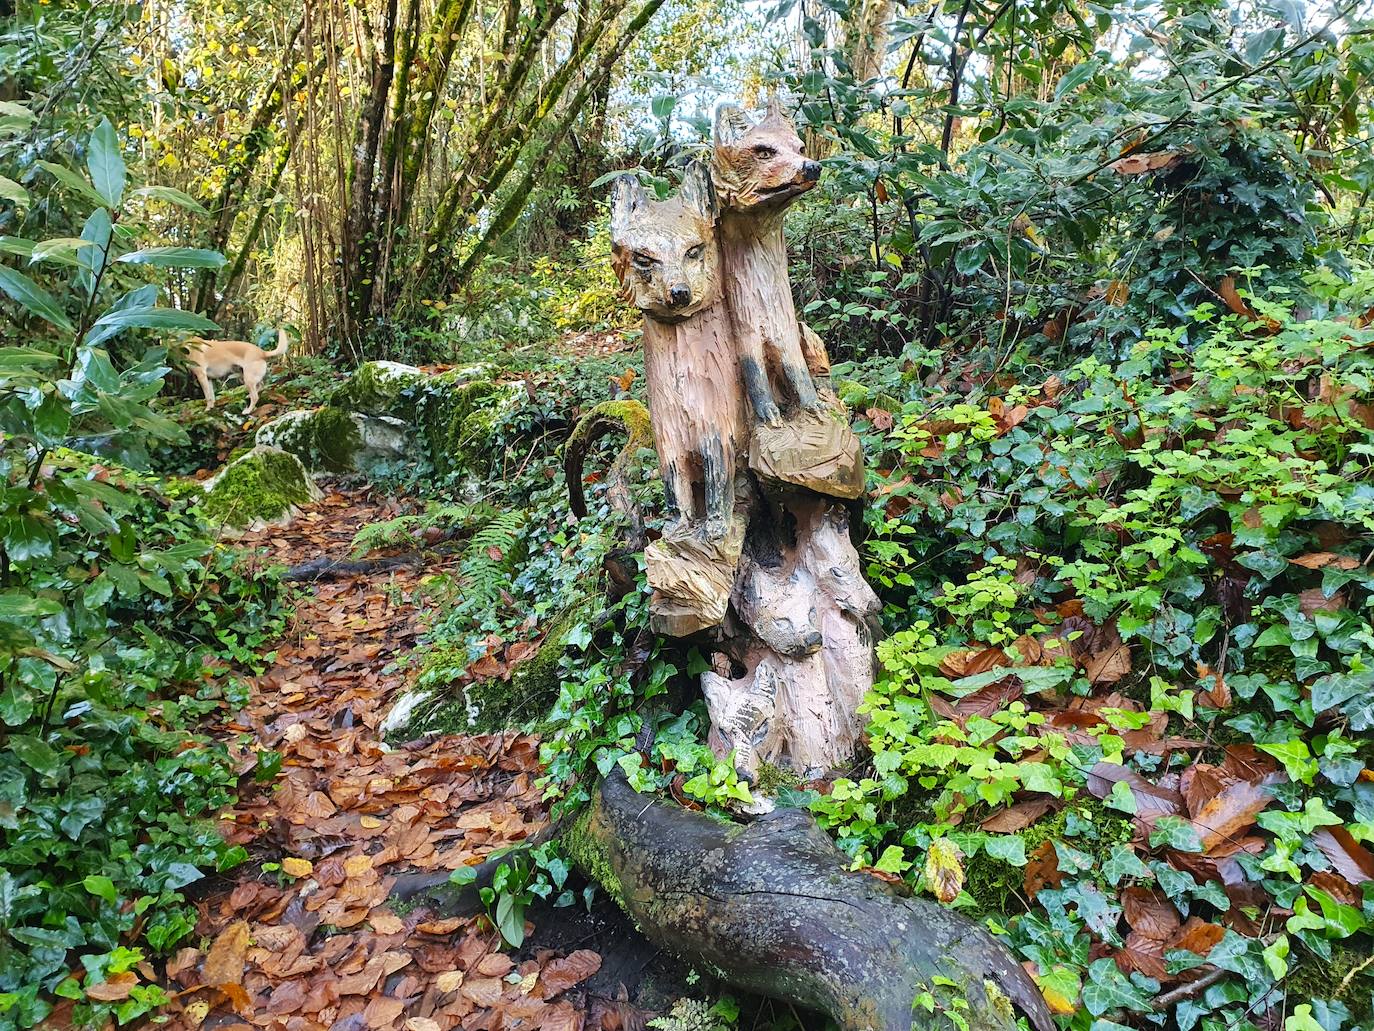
[568,771,1053,1031]
[282,554,428,581]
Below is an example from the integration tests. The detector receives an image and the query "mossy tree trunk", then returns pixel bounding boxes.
[566,773,1053,1031]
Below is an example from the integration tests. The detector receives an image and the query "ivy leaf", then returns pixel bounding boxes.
[9,735,62,776]
[1206,930,1268,983]
[1149,815,1203,852]
[83,875,118,905]
[1102,844,1151,886]
[1105,778,1137,814]
[1310,671,1369,714]
[983,834,1027,867]
[1079,958,1153,1016]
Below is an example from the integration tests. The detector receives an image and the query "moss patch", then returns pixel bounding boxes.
[313,407,365,471]
[563,808,625,910]
[963,797,1134,916]
[201,446,316,528]
[566,398,652,453]
[329,361,430,418]
[420,379,523,478]
[1286,945,1374,1018]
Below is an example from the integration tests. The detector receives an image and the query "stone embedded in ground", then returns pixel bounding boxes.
[256,406,410,475]
[201,445,320,530]
[256,363,525,480]
[419,378,526,479]
[645,517,746,636]
[748,407,865,500]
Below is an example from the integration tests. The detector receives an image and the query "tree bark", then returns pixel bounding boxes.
[341,0,400,336]
[570,771,1054,1031]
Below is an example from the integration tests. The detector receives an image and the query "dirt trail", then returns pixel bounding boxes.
[150,489,620,1031]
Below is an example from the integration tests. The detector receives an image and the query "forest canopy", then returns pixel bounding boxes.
[3,0,1374,1028]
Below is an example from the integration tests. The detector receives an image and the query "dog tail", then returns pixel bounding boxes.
[265,328,291,358]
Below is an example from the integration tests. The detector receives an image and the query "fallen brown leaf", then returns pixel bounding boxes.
[203,921,251,987]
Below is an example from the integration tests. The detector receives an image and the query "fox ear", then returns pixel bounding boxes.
[765,93,785,120]
[714,103,751,147]
[678,161,717,220]
[610,174,647,235]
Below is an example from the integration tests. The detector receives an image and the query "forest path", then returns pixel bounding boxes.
[147,488,611,1031]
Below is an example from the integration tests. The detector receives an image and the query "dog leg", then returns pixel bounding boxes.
[193,366,216,410]
[242,360,265,414]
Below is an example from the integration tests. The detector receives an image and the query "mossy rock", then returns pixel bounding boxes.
[329,361,430,419]
[201,445,319,529]
[419,379,525,478]
[256,407,363,473]
[384,582,597,740]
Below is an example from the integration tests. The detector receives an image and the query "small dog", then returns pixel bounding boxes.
[184,328,290,415]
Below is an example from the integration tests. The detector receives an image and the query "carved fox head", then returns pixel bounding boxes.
[713,97,821,212]
[609,162,720,322]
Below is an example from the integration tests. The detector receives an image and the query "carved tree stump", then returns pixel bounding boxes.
[596,101,1048,1030]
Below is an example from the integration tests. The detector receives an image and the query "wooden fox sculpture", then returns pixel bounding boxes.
[609,162,745,539]
[713,97,827,425]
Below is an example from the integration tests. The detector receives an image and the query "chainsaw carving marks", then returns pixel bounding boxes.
[713,97,822,425]
[609,164,744,537]
[607,101,880,792]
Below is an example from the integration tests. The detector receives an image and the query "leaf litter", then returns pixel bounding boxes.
[143,490,612,1031]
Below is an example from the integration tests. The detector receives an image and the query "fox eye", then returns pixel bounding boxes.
[632,252,656,268]
[685,244,704,260]
[752,145,776,158]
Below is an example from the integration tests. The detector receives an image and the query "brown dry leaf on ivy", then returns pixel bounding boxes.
[1023,841,1064,898]
[1288,552,1361,570]
[981,798,1057,834]
[1108,150,1186,174]
[1312,826,1374,883]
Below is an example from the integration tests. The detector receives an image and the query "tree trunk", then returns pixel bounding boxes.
[568,772,1054,1031]
[341,0,399,337]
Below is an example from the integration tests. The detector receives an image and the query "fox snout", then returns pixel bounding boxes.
[669,283,692,308]
[802,160,820,183]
